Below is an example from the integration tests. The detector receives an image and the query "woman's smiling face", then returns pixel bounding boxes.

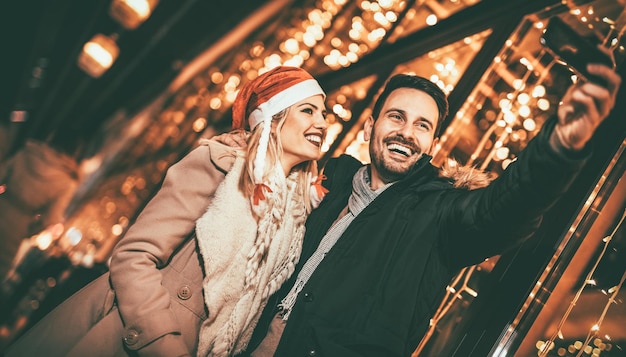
[279,94,328,173]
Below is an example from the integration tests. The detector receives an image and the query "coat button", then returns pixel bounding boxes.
[303,292,314,302]
[308,349,317,356]
[177,285,192,300]
[123,329,139,346]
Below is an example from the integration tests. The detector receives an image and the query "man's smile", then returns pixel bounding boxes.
[383,137,419,159]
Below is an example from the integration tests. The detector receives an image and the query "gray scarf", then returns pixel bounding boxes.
[278,166,392,319]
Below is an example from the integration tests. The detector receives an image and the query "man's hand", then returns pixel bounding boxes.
[213,129,249,148]
[553,46,621,151]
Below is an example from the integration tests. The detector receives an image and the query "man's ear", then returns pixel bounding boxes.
[363,116,374,142]
[427,137,440,156]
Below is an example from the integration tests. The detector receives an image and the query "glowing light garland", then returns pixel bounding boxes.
[539,209,626,357]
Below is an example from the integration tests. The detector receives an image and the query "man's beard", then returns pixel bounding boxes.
[369,134,422,184]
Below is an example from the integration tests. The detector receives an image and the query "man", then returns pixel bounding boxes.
[221,57,620,356]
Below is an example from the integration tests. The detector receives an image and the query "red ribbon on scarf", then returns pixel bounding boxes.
[312,174,329,199]
[253,183,273,205]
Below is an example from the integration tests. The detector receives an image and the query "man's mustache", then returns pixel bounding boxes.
[382,135,421,155]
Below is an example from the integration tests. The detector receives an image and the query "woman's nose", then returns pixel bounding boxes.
[315,113,329,129]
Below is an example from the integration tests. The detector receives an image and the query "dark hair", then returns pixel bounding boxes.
[371,74,449,137]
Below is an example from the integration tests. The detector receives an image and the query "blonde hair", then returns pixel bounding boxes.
[239,106,319,215]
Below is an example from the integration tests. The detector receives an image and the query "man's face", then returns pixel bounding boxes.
[364,87,439,189]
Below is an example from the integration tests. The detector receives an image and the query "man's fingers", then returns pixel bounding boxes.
[587,63,621,96]
[234,134,249,147]
[577,82,612,118]
[577,61,620,118]
[571,88,601,124]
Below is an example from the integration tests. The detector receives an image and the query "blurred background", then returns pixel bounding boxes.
[1,0,625,355]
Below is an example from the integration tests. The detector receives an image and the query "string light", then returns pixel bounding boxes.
[77,34,120,78]
[109,0,159,30]
[539,210,625,357]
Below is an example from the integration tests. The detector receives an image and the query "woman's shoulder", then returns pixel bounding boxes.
[188,139,242,173]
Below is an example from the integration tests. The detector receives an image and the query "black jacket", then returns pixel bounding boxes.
[246,119,589,357]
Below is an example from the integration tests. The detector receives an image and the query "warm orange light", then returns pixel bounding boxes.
[109,0,159,30]
[77,34,120,78]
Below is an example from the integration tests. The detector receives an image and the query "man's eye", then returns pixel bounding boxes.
[416,122,431,130]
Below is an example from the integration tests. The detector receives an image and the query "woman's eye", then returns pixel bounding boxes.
[302,107,313,114]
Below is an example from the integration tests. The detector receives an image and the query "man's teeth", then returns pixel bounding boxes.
[388,143,412,156]
[305,135,322,146]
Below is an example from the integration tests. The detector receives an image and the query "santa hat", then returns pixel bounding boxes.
[231,66,326,204]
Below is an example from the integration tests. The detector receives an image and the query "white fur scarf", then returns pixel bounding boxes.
[195,155,306,357]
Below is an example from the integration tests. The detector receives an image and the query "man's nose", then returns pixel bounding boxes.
[396,122,414,138]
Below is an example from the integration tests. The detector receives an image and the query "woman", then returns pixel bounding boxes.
[5,66,328,357]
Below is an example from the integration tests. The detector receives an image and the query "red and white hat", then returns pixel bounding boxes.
[231,66,325,203]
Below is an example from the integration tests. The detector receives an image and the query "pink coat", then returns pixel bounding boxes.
[5,141,237,357]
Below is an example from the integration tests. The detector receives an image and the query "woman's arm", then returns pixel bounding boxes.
[108,145,228,356]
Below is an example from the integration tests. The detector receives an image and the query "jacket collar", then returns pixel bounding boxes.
[203,139,242,173]
[398,155,445,192]
[400,154,492,191]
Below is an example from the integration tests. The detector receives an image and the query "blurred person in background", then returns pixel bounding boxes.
[0,129,83,283]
